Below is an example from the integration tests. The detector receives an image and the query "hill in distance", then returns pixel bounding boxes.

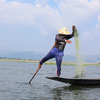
[0,50,100,63]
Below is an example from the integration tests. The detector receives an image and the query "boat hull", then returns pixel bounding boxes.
[46,77,100,85]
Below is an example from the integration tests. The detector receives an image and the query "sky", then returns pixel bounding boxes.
[0,0,100,55]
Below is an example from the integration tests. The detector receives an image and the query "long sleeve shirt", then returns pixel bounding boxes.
[55,29,74,50]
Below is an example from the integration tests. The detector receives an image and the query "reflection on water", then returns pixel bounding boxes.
[51,85,100,100]
[0,61,100,100]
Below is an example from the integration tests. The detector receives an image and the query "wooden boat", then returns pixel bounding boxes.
[46,77,100,85]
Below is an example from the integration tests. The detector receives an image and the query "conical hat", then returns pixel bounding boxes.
[58,27,70,35]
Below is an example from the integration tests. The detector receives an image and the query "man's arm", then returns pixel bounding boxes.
[55,34,72,44]
[65,25,75,40]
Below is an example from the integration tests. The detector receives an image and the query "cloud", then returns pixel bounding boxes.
[0,1,37,25]
[81,31,93,40]
[95,24,100,30]
[0,0,6,2]
[0,0,65,35]
[58,0,100,27]
[0,0,100,35]
[40,29,48,35]
[94,14,100,34]
[99,15,100,22]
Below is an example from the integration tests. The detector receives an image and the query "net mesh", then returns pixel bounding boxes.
[74,28,85,78]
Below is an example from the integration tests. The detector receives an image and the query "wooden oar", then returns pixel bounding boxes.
[29,41,57,84]
[50,41,57,51]
[29,67,40,84]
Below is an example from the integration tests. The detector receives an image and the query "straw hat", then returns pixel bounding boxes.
[58,27,70,35]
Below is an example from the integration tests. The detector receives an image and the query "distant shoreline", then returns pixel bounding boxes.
[0,59,100,66]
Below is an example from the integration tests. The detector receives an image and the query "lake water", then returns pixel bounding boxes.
[0,61,100,100]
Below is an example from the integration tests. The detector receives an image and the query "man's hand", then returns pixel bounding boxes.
[72,25,75,29]
[65,40,72,43]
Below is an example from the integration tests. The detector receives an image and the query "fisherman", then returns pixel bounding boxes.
[38,25,75,77]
